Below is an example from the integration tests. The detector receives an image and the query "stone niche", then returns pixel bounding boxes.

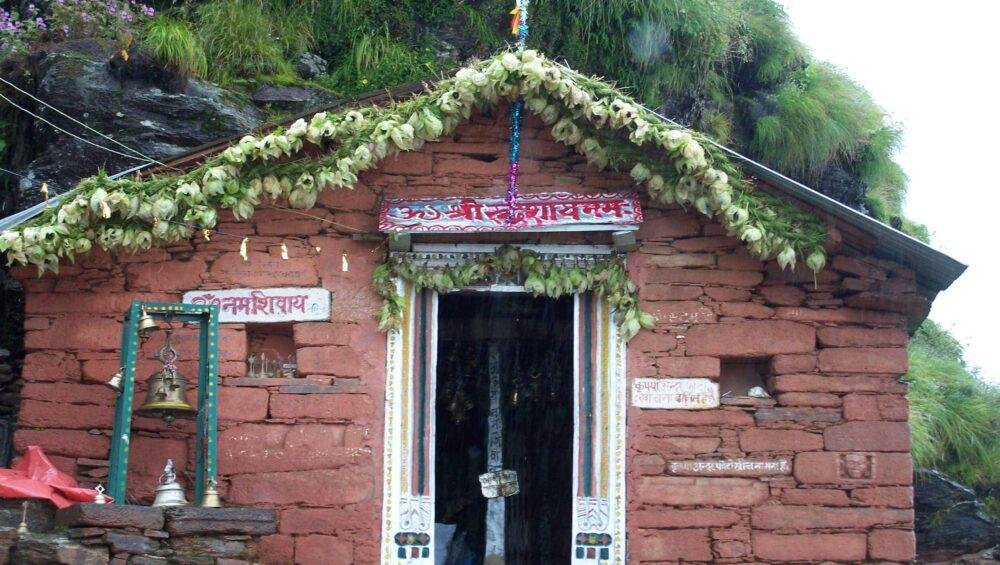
[0,502,276,564]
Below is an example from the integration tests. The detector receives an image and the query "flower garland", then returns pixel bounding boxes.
[0,49,829,276]
[372,245,654,340]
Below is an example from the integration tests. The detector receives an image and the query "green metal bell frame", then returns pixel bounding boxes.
[108,301,220,505]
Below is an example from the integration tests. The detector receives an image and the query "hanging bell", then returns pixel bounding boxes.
[152,459,188,507]
[136,331,197,425]
[136,306,159,336]
[104,369,124,395]
[201,477,221,508]
[136,368,197,425]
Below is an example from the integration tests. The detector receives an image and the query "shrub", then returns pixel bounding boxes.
[906,320,1000,515]
[320,31,439,97]
[142,16,207,79]
[196,0,291,82]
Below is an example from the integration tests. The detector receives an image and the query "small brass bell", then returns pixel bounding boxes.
[136,306,159,336]
[105,369,124,395]
[136,331,197,425]
[152,459,188,507]
[201,477,221,508]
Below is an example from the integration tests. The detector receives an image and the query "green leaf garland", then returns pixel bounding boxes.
[372,245,654,341]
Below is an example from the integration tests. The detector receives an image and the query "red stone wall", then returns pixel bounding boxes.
[11,107,924,563]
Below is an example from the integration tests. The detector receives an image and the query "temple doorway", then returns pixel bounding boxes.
[434,293,574,564]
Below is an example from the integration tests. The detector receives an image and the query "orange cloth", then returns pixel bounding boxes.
[0,445,111,508]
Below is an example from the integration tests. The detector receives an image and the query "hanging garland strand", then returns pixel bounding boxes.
[504,0,530,223]
[0,49,829,275]
[371,245,654,340]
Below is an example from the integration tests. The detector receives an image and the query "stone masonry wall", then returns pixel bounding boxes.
[10,107,926,563]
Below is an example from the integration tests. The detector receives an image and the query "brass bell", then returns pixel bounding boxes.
[152,459,188,507]
[104,369,124,395]
[201,478,221,508]
[136,306,159,336]
[136,331,197,425]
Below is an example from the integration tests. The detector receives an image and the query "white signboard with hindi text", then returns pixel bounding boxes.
[631,378,720,409]
[182,287,330,323]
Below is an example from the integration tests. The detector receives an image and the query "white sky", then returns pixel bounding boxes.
[780,1,1000,382]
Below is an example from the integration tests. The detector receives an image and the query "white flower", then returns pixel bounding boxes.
[648,174,665,192]
[501,52,521,71]
[390,123,416,151]
[630,163,651,183]
[354,144,373,168]
[777,246,797,270]
[221,146,245,165]
[237,135,257,154]
[740,225,763,243]
[540,104,560,125]
[262,176,282,200]
[287,118,308,139]
[806,250,826,272]
[152,197,176,220]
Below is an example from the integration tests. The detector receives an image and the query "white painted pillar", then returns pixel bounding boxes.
[484,342,505,562]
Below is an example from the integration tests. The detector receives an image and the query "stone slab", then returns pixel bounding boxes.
[56,504,164,531]
[165,507,277,536]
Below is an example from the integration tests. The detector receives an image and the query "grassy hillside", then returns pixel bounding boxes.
[907,321,1000,516]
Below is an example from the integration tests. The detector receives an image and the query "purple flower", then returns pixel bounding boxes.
[107,5,116,15]
[35,17,46,30]
[27,4,36,13]
[81,11,89,21]
[62,25,69,35]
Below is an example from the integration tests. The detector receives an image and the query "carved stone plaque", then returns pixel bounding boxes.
[631,378,719,409]
[667,458,791,477]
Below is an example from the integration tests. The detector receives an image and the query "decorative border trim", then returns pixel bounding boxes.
[380,248,627,563]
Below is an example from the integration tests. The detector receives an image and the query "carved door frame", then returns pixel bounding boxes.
[380,244,628,563]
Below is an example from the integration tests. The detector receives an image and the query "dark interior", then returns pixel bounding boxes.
[435,293,574,564]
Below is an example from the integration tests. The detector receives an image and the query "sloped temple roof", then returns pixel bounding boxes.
[0,50,965,296]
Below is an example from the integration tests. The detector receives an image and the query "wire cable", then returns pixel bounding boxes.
[0,91,154,164]
[0,75,170,167]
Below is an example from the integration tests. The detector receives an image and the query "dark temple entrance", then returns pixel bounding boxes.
[435,293,574,564]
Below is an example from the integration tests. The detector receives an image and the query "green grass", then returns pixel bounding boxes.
[906,321,1000,516]
[128,0,915,238]
[195,0,295,83]
[142,16,208,79]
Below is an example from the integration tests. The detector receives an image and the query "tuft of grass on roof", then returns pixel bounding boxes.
[142,16,208,80]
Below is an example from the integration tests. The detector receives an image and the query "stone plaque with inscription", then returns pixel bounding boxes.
[667,458,791,477]
[631,378,720,409]
[182,287,331,323]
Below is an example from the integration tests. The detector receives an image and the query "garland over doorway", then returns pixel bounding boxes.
[373,245,652,341]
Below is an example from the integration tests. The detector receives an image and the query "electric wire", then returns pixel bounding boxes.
[0,91,155,163]
[0,75,168,166]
